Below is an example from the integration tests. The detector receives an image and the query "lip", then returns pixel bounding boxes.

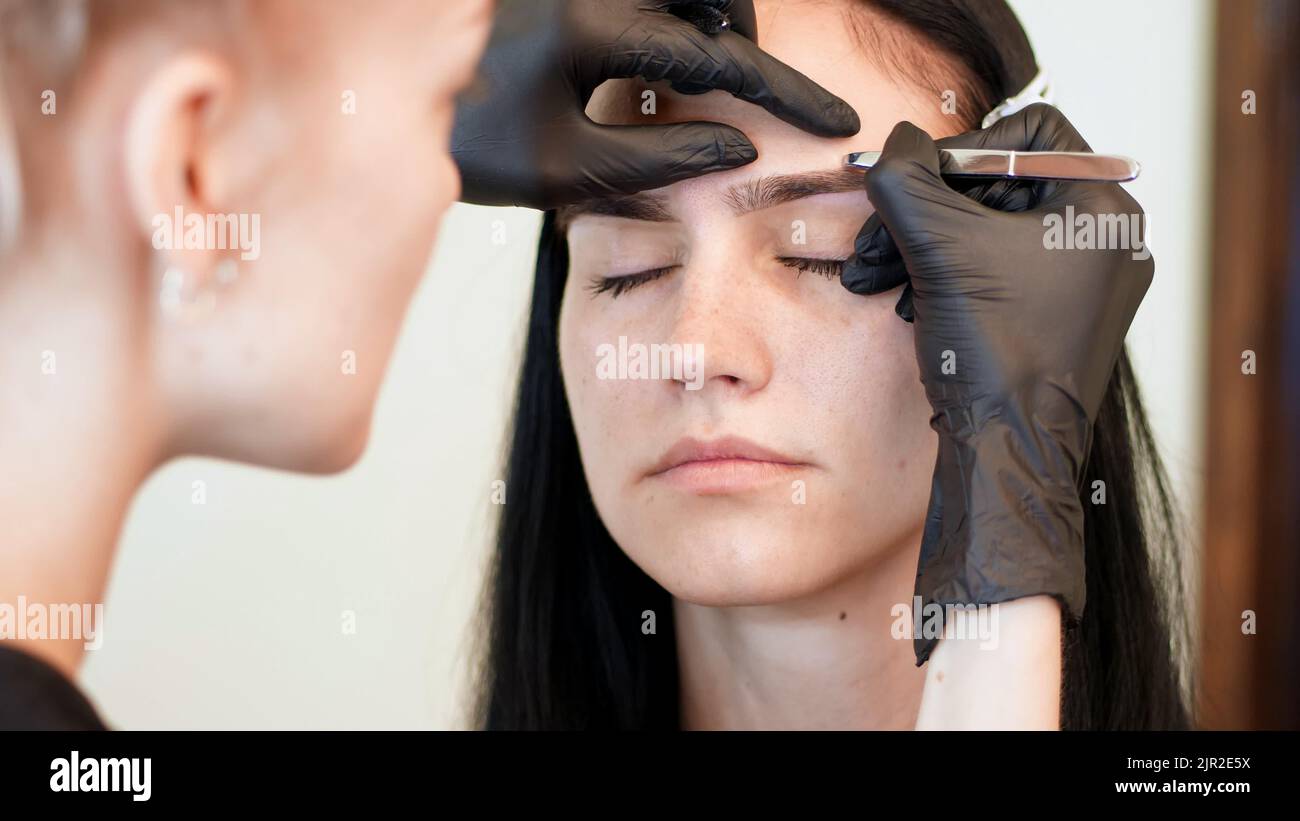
[646,436,811,495]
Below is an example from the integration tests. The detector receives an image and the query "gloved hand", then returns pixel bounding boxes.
[452,0,860,209]
[839,105,1154,665]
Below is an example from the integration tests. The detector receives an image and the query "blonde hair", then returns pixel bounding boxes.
[0,0,90,254]
[0,62,18,254]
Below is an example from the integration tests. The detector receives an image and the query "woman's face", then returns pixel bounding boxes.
[558,0,953,605]
[147,0,493,470]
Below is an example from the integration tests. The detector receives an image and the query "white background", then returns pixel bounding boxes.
[83,0,1214,728]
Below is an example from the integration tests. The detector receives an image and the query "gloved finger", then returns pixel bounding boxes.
[945,177,1038,212]
[611,20,860,137]
[934,102,1093,154]
[895,283,915,323]
[932,103,1093,208]
[564,120,758,201]
[841,236,914,323]
[720,0,757,38]
[931,153,1038,212]
[842,125,976,301]
[841,213,906,295]
[937,104,1143,225]
[927,137,1024,202]
[861,121,985,267]
[665,0,754,93]
[661,0,754,36]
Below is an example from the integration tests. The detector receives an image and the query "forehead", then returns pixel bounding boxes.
[586,0,956,199]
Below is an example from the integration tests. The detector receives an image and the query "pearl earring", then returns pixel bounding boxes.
[158,258,240,321]
[214,258,240,286]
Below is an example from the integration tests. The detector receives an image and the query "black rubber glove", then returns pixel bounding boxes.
[452,0,860,209]
[840,105,1154,665]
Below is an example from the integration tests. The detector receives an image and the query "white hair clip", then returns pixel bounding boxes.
[981,67,1054,128]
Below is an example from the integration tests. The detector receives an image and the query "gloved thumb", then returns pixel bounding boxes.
[860,121,979,257]
[567,120,758,202]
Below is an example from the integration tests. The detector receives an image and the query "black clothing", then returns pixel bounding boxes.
[0,645,108,730]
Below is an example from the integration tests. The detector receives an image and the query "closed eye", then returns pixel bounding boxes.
[588,256,847,299]
[778,256,847,279]
[587,266,678,298]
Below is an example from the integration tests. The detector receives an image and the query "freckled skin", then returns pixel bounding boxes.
[558,1,952,607]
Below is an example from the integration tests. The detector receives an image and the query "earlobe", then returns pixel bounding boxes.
[123,51,235,279]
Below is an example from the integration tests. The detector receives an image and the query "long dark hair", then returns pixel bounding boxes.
[472,0,1193,730]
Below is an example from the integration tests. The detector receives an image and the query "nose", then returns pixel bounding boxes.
[664,259,773,398]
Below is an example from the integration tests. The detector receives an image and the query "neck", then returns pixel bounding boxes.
[674,530,926,730]
[0,249,163,680]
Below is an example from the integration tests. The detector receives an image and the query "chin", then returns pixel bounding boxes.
[301,416,374,475]
[620,521,842,607]
[299,436,369,475]
[246,406,375,476]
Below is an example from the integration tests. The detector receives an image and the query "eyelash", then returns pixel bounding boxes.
[589,257,847,299]
[586,266,678,298]
[776,256,847,279]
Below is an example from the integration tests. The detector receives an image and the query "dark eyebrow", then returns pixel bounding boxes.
[723,169,866,215]
[556,192,675,230]
[555,168,866,229]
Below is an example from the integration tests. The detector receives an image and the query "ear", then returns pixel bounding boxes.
[123,52,236,281]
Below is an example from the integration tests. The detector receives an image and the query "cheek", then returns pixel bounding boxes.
[857,318,935,526]
[560,278,684,532]
[229,114,450,445]
[559,286,631,485]
[836,307,927,443]
[558,294,590,427]
[784,289,922,421]
[287,102,450,339]
[787,291,936,540]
